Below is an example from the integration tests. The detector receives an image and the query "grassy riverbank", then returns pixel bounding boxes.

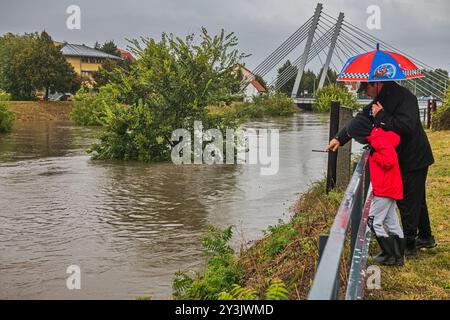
[175,130,449,300]
[366,130,450,300]
[6,101,72,121]
[173,179,346,299]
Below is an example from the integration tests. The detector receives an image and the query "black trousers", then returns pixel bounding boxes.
[397,167,432,245]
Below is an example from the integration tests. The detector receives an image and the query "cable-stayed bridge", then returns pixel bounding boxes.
[241,3,448,107]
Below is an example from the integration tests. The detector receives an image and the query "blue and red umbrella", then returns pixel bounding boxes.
[337,44,424,82]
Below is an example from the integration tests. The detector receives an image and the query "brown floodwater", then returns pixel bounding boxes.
[0,113,331,299]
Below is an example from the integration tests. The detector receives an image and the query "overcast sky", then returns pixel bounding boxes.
[1,0,449,80]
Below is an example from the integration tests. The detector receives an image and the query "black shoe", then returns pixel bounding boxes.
[405,239,417,258]
[373,236,396,265]
[393,235,405,266]
[416,236,437,249]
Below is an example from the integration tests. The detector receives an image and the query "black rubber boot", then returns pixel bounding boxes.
[393,235,405,266]
[373,236,396,265]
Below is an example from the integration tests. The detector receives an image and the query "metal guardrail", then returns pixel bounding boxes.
[308,148,371,300]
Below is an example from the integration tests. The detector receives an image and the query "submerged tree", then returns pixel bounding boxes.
[90,28,249,161]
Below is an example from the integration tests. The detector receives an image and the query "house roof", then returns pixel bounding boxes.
[60,43,122,60]
[250,79,266,93]
[118,49,135,61]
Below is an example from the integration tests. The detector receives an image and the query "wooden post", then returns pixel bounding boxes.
[431,99,437,112]
[430,99,437,129]
[423,105,426,124]
[326,101,340,194]
[336,107,353,190]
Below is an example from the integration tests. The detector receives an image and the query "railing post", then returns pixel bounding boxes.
[318,234,329,263]
[309,149,370,300]
[326,101,340,193]
[336,107,353,190]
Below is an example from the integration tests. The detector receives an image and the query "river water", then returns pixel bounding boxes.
[0,113,331,299]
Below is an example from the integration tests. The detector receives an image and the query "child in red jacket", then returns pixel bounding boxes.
[346,114,405,266]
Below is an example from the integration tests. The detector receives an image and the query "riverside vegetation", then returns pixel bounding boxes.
[173,128,449,300]
[69,28,297,162]
[0,90,15,133]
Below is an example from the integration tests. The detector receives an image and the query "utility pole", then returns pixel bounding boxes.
[291,3,323,98]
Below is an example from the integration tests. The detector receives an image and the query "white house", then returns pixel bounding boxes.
[239,66,267,102]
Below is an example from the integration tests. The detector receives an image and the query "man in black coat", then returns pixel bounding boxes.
[326,81,436,257]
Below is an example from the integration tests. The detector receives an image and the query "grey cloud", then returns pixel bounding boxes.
[0,0,448,72]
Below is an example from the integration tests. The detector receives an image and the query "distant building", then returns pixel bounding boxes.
[118,48,135,62]
[343,82,359,99]
[58,42,122,78]
[235,65,267,102]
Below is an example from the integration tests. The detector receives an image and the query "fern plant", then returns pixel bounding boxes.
[218,284,258,300]
[218,278,289,300]
[265,278,289,300]
[172,226,240,300]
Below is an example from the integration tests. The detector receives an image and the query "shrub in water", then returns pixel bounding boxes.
[0,90,15,133]
[314,84,359,112]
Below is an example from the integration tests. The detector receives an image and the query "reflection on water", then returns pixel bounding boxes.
[0,114,330,299]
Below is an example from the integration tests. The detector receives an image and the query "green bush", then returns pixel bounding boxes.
[217,278,288,300]
[0,90,15,133]
[235,92,297,118]
[432,87,450,131]
[313,84,359,112]
[173,226,241,300]
[0,90,11,101]
[70,84,121,126]
[89,28,246,162]
[264,219,298,257]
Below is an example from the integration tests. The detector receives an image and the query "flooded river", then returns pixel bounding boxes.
[0,113,331,299]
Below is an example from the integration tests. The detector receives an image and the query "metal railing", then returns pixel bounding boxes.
[308,147,372,300]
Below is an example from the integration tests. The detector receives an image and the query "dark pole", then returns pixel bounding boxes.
[427,99,432,129]
[326,101,340,194]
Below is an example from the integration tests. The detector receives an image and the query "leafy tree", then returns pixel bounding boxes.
[0,31,76,100]
[0,90,15,133]
[90,28,248,161]
[32,31,77,100]
[71,84,121,126]
[0,32,37,99]
[431,85,450,131]
[99,40,121,57]
[92,59,121,88]
[275,60,297,95]
[92,40,135,88]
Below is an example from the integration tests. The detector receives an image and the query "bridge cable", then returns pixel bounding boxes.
[240,17,313,90]
[340,20,450,86]
[271,25,335,90]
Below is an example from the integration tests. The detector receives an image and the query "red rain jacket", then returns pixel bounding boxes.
[367,128,403,200]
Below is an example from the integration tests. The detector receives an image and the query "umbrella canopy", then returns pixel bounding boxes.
[337,44,424,82]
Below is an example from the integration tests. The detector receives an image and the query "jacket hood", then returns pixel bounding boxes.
[368,128,401,147]
[346,113,374,144]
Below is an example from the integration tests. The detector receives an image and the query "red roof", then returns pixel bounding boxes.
[119,49,135,61]
[250,79,266,93]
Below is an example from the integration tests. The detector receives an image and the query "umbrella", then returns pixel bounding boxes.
[337,44,424,82]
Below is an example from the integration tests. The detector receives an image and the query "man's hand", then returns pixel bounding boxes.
[372,101,383,117]
[326,138,340,152]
